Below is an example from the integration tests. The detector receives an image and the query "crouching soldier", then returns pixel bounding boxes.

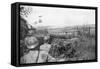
[20,36,39,64]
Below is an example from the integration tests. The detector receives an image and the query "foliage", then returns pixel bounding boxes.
[20,6,32,18]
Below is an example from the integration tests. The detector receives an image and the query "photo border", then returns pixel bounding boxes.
[16,2,98,66]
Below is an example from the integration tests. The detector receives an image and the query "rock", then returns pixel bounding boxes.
[40,43,51,52]
[57,58,66,62]
[20,50,38,63]
[48,54,57,62]
[20,18,28,40]
[37,51,48,63]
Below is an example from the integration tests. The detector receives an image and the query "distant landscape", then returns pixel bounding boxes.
[36,24,96,61]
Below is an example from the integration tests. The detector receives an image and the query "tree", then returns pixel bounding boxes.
[20,6,32,18]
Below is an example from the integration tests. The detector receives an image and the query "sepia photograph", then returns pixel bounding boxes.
[19,5,96,64]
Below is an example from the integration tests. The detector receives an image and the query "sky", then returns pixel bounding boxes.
[21,5,95,28]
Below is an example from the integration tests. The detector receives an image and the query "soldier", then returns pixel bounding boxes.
[20,36,39,63]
